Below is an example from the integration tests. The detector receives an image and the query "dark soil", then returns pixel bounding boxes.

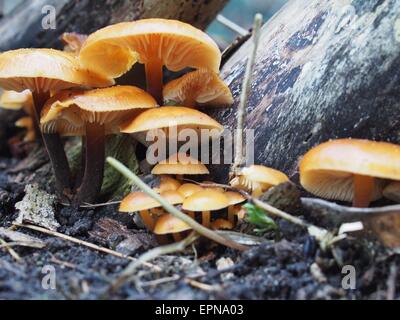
[0,150,399,300]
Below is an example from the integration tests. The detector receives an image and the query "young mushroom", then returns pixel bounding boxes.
[300,139,400,207]
[151,153,210,181]
[225,191,246,225]
[153,176,181,193]
[230,165,289,198]
[40,86,157,204]
[120,106,224,146]
[163,69,234,107]
[15,117,36,142]
[182,189,230,228]
[79,19,221,104]
[0,90,33,112]
[0,49,113,196]
[211,219,234,231]
[153,214,192,242]
[120,190,184,232]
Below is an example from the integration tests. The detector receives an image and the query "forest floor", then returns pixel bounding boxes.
[0,147,399,300]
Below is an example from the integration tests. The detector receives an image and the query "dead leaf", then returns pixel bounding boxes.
[0,227,45,249]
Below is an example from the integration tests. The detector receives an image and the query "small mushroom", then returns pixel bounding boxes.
[230,165,289,198]
[15,117,35,142]
[120,190,184,231]
[211,219,234,230]
[61,32,88,54]
[41,85,157,204]
[154,176,181,193]
[121,106,224,145]
[182,189,230,228]
[225,191,246,224]
[163,69,234,107]
[0,90,33,112]
[178,183,203,198]
[0,48,113,196]
[300,138,400,207]
[154,214,192,242]
[80,19,221,103]
[152,153,209,181]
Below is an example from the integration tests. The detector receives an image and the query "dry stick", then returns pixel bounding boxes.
[216,14,248,36]
[105,232,199,296]
[0,237,21,262]
[106,157,248,252]
[231,13,263,177]
[14,223,160,271]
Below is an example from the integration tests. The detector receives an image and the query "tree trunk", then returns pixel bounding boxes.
[208,0,400,183]
[0,0,228,51]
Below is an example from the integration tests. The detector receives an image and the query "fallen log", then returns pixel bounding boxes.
[0,0,228,50]
[208,0,400,183]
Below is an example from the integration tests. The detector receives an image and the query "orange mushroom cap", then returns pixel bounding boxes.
[153,214,192,235]
[40,86,157,136]
[79,18,221,78]
[211,219,234,230]
[120,190,184,212]
[299,139,400,202]
[120,106,224,135]
[182,189,230,211]
[0,49,113,93]
[163,69,233,107]
[152,153,209,176]
[230,165,289,194]
[225,191,246,206]
[178,183,203,198]
[15,116,36,142]
[0,90,33,113]
[154,176,182,193]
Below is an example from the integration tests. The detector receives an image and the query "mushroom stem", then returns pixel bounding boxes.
[74,136,86,190]
[176,174,184,181]
[185,211,195,219]
[139,210,155,231]
[75,122,105,205]
[31,91,72,197]
[145,59,163,104]
[353,174,375,208]
[172,233,182,242]
[202,211,211,228]
[228,206,236,225]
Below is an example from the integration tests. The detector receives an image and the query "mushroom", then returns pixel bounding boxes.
[383,182,400,203]
[182,189,230,228]
[0,90,33,112]
[15,117,35,142]
[299,138,400,207]
[230,165,289,198]
[80,18,221,103]
[151,153,209,181]
[211,219,234,230]
[225,191,246,224]
[0,48,113,195]
[154,176,181,193]
[61,32,88,54]
[121,106,224,146]
[120,190,184,232]
[163,69,233,107]
[178,183,203,198]
[40,85,157,204]
[154,214,192,242]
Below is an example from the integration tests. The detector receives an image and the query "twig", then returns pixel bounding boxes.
[231,13,263,177]
[140,275,181,288]
[0,237,21,262]
[14,223,160,270]
[185,279,221,292]
[104,232,199,296]
[216,14,248,36]
[60,201,121,208]
[106,157,248,252]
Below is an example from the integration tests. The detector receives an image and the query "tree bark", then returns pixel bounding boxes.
[0,0,228,51]
[208,0,400,183]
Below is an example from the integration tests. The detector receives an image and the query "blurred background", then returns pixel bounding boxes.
[0,0,287,48]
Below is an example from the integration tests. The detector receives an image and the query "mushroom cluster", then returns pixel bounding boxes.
[0,19,233,207]
[119,153,247,243]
